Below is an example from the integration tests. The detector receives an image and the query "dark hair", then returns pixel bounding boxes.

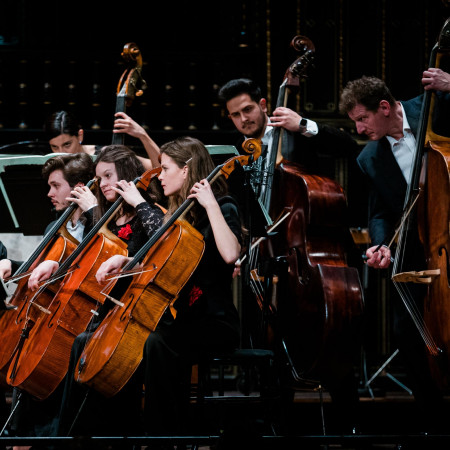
[218,78,262,105]
[44,110,81,140]
[94,144,158,221]
[160,136,228,224]
[339,76,397,114]
[42,153,94,187]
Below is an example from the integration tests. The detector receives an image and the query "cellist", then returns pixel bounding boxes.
[339,70,450,432]
[0,152,95,438]
[0,153,97,278]
[94,136,243,437]
[24,145,165,438]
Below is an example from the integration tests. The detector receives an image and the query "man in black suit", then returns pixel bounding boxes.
[339,70,450,432]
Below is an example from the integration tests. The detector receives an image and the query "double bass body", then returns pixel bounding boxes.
[421,140,450,390]
[268,161,363,384]
[249,34,363,387]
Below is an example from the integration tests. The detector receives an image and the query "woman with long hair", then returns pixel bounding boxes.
[24,145,164,439]
[143,136,243,437]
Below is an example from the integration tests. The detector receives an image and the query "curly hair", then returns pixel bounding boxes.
[339,76,396,114]
[42,153,94,187]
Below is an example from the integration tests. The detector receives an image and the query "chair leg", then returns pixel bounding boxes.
[318,385,327,436]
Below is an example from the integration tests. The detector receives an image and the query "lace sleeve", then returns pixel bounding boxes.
[135,202,164,237]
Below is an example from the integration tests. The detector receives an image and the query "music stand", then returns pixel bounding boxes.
[227,160,270,348]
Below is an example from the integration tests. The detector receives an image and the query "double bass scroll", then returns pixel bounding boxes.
[113,42,147,146]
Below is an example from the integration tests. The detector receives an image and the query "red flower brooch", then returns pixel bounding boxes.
[189,285,203,306]
[118,223,133,240]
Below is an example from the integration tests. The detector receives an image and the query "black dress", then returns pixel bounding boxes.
[142,196,242,436]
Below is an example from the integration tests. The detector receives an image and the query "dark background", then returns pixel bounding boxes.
[1,1,449,222]
[0,0,449,382]
[1,1,448,132]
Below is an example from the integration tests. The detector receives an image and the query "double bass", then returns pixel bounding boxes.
[252,36,363,386]
[391,17,450,391]
[75,139,261,397]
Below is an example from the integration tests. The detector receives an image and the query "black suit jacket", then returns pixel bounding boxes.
[356,96,423,246]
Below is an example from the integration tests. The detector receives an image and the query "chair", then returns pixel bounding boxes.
[190,348,280,444]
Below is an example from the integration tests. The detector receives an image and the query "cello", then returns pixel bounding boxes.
[4,42,156,400]
[251,36,363,386]
[75,139,261,397]
[390,17,450,391]
[0,178,95,384]
[5,168,160,400]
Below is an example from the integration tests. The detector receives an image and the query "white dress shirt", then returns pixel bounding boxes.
[386,104,417,184]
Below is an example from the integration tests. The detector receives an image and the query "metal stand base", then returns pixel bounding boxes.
[364,349,412,396]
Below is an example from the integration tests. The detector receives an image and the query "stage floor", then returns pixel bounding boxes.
[2,382,450,449]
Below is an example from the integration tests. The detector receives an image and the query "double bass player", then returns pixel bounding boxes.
[339,69,450,432]
[219,77,363,434]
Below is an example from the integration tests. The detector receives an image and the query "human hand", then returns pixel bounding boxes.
[28,260,59,291]
[365,245,392,269]
[95,254,131,284]
[188,179,216,209]
[269,107,301,132]
[114,112,146,139]
[112,180,145,208]
[67,186,97,211]
[0,259,12,280]
[232,262,241,278]
[422,68,450,92]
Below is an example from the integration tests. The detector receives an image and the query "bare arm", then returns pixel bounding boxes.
[188,179,241,264]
